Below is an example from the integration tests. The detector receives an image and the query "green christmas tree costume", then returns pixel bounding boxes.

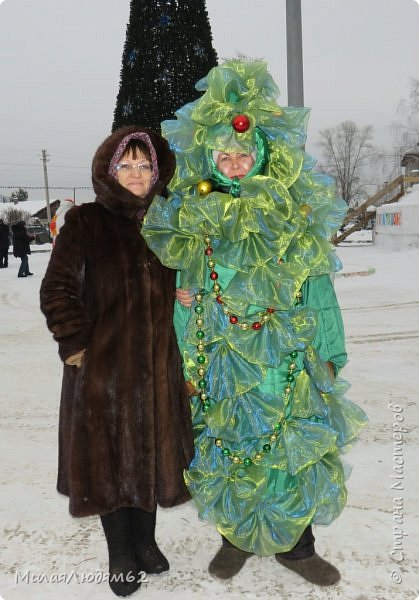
[142,60,368,556]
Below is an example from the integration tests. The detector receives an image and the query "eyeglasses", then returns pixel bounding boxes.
[115,162,153,173]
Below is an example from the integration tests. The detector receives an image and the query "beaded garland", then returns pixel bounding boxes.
[194,234,304,467]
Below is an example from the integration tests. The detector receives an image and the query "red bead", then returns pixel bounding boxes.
[251,321,262,330]
[204,247,213,256]
[230,315,239,324]
[232,114,250,133]
[210,271,218,280]
[216,295,224,304]
[267,308,275,314]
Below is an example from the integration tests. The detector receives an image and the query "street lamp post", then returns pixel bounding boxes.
[286,0,304,107]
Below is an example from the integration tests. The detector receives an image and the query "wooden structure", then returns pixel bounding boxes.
[333,176,419,244]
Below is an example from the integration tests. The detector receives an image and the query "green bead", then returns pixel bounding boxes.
[197,354,206,364]
[195,305,204,314]
[198,379,207,389]
[290,351,298,359]
[222,448,231,456]
[263,444,271,453]
[196,330,204,339]
[243,457,252,467]
[274,424,281,433]
[286,374,295,383]
[202,402,210,413]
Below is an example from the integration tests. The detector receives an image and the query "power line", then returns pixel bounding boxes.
[0,186,93,190]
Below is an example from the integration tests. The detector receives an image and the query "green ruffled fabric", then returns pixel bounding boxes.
[141,60,367,555]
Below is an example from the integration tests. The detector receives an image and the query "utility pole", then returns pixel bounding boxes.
[41,149,52,224]
[286,0,304,107]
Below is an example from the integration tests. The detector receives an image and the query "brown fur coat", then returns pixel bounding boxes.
[40,126,194,517]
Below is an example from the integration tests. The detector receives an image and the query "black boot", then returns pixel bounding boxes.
[100,508,141,597]
[129,508,169,574]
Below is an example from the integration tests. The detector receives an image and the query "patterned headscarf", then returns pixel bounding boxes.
[108,132,159,186]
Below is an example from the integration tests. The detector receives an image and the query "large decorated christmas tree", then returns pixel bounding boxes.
[113,0,218,132]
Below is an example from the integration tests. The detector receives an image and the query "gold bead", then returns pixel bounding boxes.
[232,456,241,464]
[289,362,296,371]
[270,434,278,442]
[200,392,207,400]
[198,368,205,377]
[196,318,203,327]
[215,438,223,447]
[223,307,229,315]
[213,283,221,292]
[299,204,312,217]
[207,260,215,268]
[204,235,211,244]
[241,322,249,330]
[254,453,262,461]
[197,180,213,196]
[197,343,205,352]
[284,386,292,394]
[261,314,270,322]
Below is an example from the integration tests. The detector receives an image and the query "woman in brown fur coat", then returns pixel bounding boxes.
[40,126,194,597]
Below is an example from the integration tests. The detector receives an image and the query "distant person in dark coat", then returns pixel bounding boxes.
[0,218,10,267]
[12,221,34,277]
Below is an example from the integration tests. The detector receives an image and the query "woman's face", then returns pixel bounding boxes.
[116,149,153,197]
[216,151,255,180]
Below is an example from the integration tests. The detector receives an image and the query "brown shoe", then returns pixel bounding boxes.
[208,538,252,579]
[275,552,341,586]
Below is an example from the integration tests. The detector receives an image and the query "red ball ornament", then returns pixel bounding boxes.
[204,247,213,256]
[210,271,219,281]
[216,295,224,305]
[232,114,250,133]
[251,321,262,330]
[229,315,239,324]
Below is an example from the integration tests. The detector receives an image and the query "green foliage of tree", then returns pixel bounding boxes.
[317,121,376,207]
[10,188,29,203]
[113,0,218,132]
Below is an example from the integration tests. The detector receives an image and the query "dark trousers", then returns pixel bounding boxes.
[18,255,29,277]
[223,525,315,559]
[276,525,315,559]
[0,249,7,267]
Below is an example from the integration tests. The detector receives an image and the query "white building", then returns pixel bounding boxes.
[374,186,419,249]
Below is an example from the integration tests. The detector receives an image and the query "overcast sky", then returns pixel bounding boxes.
[0,0,418,200]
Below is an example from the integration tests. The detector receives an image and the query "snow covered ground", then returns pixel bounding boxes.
[0,235,418,600]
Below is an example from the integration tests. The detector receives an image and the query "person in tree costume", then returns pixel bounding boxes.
[142,60,368,586]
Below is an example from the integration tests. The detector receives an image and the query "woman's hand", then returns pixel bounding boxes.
[185,380,198,397]
[326,361,335,380]
[176,288,194,308]
[65,349,86,368]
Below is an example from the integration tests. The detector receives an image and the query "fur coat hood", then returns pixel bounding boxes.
[91,125,176,219]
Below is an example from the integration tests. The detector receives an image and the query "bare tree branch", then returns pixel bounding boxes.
[317,120,376,207]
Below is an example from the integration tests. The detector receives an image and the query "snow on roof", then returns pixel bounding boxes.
[0,200,58,215]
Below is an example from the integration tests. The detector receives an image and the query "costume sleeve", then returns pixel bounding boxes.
[304,273,347,374]
[39,207,90,362]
